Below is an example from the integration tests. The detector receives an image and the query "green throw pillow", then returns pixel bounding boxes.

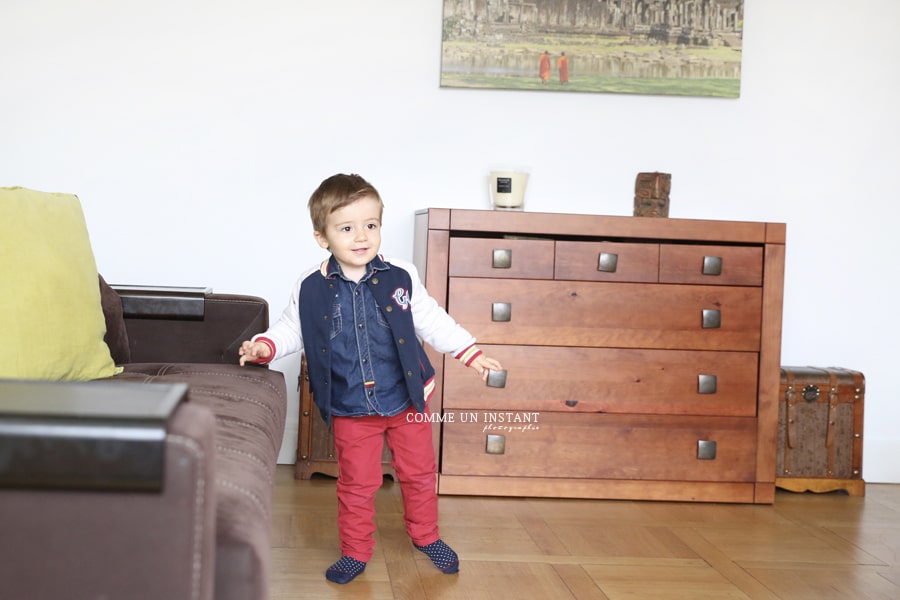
[0,187,121,380]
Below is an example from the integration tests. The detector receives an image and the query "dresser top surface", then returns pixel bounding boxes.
[417,208,785,245]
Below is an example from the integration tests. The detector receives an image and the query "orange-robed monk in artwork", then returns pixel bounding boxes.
[539,51,550,84]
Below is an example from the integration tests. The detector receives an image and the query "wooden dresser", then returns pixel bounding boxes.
[412,208,785,504]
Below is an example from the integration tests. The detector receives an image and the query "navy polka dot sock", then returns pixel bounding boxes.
[414,539,459,574]
[325,556,367,584]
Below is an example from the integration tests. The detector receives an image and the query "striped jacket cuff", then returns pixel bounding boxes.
[454,344,483,367]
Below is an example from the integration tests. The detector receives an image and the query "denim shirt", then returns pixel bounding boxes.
[326,259,411,418]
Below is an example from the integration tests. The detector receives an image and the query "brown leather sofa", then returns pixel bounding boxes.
[0,279,287,600]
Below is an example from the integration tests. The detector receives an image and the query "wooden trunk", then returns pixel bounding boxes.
[776,366,865,496]
[294,357,395,480]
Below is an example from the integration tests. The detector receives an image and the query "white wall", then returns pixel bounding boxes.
[3,1,899,481]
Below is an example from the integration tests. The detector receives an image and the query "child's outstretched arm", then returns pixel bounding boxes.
[237,272,311,367]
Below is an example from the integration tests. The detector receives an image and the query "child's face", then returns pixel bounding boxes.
[314,194,382,280]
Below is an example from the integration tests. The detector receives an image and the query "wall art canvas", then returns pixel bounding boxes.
[440,1,744,98]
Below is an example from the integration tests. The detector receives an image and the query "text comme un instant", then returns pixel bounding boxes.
[407,411,541,432]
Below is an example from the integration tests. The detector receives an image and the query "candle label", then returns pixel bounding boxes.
[496,177,513,193]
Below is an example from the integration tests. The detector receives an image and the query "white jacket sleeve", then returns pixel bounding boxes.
[251,273,307,362]
[396,258,478,358]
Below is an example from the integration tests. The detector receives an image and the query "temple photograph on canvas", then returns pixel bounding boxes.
[440,1,744,98]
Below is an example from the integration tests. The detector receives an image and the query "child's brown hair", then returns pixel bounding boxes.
[308,173,383,234]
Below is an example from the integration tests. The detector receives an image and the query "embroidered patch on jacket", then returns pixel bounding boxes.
[392,287,411,311]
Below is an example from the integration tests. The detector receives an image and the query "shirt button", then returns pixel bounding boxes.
[398,338,405,344]
[386,306,393,312]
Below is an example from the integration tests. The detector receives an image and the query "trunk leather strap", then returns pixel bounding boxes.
[826,370,838,475]
[785,369,797,450]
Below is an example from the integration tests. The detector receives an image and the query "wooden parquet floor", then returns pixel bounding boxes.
[270,466,900,599]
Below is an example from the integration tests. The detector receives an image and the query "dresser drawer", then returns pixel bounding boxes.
[443,345,759,417]
[441,412,757,482]
[447,278,762,351]
[449,237,555,279]
[659,244,763,286]
[555,241,659,282]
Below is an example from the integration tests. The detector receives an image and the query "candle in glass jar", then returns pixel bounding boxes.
[489,171,529,210]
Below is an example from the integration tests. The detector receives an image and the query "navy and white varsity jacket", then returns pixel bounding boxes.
[251,256,482,424]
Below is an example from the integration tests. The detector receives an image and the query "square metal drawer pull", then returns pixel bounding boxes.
[702,309,721,329]
[698,374,718,394]
[597,252,619,273]
[492,249,512,269]
[486,369,508,388]
[486,434,506,455]
[697,440,717,460]
[492,302,511,322]
[702,256,723,276]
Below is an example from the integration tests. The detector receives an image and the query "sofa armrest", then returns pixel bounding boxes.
[112,286,269,365]
[0,394,217,600]
[0,379,187,491]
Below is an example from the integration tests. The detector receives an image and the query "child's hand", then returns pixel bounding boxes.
[469,354,503,382]
[239,340,271,366]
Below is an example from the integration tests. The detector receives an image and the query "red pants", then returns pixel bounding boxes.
[332,407,440,562]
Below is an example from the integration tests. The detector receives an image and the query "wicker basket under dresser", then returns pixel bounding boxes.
[413,208,786,504]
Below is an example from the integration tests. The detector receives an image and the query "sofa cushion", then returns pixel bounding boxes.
[107,363,287,600]
[0,187,120,380]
